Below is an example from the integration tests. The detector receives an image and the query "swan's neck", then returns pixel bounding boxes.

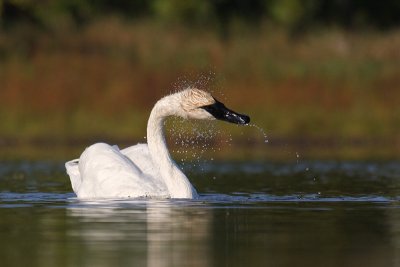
[147,95,198,199]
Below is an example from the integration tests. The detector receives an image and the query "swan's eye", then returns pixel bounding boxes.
[200,100,223,114]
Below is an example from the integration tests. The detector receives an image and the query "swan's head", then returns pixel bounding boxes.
[180,88,250,125]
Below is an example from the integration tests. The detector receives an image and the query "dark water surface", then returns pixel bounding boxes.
[1,160,400,267]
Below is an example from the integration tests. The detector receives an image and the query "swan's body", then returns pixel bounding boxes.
[66,88,250,199]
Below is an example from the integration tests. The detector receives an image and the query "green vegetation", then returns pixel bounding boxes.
[1,1,400,160]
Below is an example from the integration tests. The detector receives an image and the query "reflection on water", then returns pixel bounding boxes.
[66,200,212,267]
[0,161,400,267]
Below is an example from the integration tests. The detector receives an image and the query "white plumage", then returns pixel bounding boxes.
[65,87,249,199]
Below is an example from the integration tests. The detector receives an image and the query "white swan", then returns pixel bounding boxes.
[65,88,250,199]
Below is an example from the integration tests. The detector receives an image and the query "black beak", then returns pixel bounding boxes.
[201,99,250,125]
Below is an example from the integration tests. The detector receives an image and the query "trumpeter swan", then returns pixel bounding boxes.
[65,88,250,199]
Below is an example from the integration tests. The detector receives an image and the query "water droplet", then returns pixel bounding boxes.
[247,123,269,144]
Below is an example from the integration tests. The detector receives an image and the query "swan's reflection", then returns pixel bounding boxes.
[67,199,212,267]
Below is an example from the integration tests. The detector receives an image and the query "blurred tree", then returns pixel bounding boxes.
[0,0,150,30]
[312,0,400,30]
[212,0,266,37]
[269,0,304,26]
[1,0,43,29]
[151,0,214,26]
[2,0,400,32]
[86,0,151,19]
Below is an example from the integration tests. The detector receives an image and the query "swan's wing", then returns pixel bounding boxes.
[73,143,168,198]
[120,143,161,180]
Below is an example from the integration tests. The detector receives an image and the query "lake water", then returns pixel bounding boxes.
[1,160,400,267]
